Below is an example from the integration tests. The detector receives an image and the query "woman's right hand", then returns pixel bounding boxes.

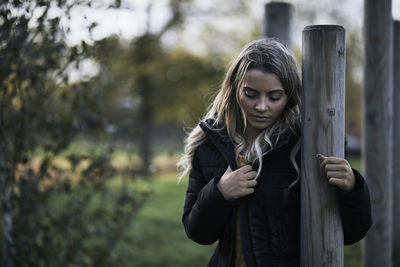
[217,165,257,200]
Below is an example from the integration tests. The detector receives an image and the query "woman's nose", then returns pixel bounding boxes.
[255,97,269,111]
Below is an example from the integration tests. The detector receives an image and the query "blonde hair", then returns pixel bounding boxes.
[177,39,301,181]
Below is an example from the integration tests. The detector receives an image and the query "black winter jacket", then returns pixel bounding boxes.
[182,120,372,267]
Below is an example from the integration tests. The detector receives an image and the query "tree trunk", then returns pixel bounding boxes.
[301,25,345,267]
[137,75,153,178]
[362,0,393,266]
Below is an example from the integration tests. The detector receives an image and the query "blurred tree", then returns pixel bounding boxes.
[89,0,232,177]
[130,0,193,177]
[90,35,225,171]
[91,36,224,127]
[0,0,147,266]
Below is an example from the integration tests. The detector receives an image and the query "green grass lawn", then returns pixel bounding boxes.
[115,174,216,267]
[114,157,364,267]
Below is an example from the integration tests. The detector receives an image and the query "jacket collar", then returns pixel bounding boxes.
[199,119,238,170]
[199,118,300,170]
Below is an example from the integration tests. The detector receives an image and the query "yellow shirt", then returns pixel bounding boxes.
[235,154,247,267]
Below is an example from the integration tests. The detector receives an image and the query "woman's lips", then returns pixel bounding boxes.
[250,115,270,122]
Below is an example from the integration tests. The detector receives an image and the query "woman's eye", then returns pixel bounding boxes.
[269,96,281,101]
[269,94,283,102]
[244,91,256,98]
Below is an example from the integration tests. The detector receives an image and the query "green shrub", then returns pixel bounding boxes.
[4,151,150,267]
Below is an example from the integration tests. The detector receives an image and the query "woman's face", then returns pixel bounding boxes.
[239,69,288,141]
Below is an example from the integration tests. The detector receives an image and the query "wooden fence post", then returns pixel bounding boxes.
[363,0,393,266]
[393,19,400,267]
[301,25,345,267]
[263,2,293,48]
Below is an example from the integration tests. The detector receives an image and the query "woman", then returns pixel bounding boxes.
[177,39,371,267]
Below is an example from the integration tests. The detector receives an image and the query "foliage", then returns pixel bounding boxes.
[90,36,223,130]
[0,0,149,266]
[88,7,224,174]
[86,0,198,176]
[12,151,149,266]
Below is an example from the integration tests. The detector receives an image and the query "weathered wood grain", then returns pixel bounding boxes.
[301,25,345,267]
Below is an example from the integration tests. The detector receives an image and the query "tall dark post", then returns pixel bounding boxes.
[301,25,345,267]
[393,20,400,267]
[0,152,14,267]
[363,0,393,266]
[263,2,293,48]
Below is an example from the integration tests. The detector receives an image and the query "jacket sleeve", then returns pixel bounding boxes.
[336,169,372,245]
[182,150,235,245]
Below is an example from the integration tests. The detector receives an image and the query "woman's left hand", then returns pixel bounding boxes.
[316,154,355,192]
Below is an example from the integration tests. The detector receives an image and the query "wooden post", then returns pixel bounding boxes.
[363,0,393,266]
[301,25,345,267]
[263,2,293,48]
[393,20,400,267]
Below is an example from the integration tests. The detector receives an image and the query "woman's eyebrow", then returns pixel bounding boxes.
[243,85,258,92]
[267,89,285,94]
[243,86,284,94]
